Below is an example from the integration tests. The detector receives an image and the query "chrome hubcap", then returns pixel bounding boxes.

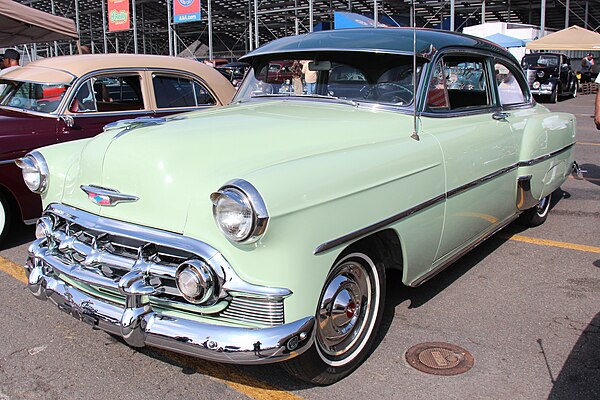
[317,260,371,357]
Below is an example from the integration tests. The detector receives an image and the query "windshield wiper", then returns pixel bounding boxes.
[248,93,358,107]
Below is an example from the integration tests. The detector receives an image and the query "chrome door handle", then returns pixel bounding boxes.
[492,112,510,121]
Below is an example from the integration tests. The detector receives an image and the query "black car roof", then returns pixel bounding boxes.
[240,28,516,62]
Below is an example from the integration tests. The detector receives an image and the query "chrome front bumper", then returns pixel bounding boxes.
[25,252,314,364]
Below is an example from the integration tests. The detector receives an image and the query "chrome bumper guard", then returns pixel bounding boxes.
[25,248,315,364]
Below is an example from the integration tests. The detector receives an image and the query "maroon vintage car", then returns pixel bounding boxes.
[0,54,234,243]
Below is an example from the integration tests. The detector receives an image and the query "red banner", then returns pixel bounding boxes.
[108,0,130,32]
[173,0,201,24]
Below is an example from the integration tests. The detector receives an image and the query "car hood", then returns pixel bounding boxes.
[59,100,411,234]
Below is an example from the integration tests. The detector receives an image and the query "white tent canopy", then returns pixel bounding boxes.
[526,25,600,51]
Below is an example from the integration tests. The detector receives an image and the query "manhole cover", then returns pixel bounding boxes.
[405,342,474,376]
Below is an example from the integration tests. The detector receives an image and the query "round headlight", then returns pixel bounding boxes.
[210,179,269,244]
[15,151,49,194]
[176,260,217,304]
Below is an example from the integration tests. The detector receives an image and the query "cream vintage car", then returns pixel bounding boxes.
[19,28,580,385]
[0,54,234,243]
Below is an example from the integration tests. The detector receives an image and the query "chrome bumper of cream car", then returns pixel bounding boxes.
[24,252,314,364]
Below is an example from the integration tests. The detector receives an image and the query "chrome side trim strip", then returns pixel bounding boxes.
[314,194,446,255]
[0,159,17,165]
[408,213,519,287]
[314,164,520,255]
[446,164,518,198]
[517,143,574,167]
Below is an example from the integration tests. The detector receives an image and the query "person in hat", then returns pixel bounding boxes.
[0,49,21,74]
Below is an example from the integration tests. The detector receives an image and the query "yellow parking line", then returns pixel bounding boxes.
[577,141,600,146]
[0,256,27,283]
[504,234,600,253]
[161,351,305,400]
[0,256,304,400]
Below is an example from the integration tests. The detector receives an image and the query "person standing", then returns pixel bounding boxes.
[291,60,303,95]
[581,53,594,83]
[302,60,317,95]
[594,72,600,129]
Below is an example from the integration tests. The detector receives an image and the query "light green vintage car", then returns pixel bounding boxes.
[19,28,580,385]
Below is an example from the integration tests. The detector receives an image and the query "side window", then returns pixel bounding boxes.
[494,62,527,106]
[443,57,491,110]
[70,75,143,113]
[152,75,216,108]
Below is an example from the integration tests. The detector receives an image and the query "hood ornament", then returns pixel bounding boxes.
[81,185,139,207]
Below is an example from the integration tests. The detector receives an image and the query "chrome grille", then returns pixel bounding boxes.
[38,204,287,327]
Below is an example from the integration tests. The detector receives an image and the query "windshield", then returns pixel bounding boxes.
[235,54,423,107]
[0,80,70,113]
[522,55,559,69]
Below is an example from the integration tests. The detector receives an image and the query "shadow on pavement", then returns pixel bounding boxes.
[580,163,600,187]
[547,312,600,400]
[0,221,35,251]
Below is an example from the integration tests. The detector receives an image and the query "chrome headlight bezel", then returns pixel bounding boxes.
[210,179,269,244]
[15,150,49,194]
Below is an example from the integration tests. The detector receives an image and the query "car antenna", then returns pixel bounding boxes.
[411,0,420,141]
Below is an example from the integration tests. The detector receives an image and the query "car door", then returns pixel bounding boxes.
[421,54,519,264]
[149,72,219,119]
[57,72,152,142]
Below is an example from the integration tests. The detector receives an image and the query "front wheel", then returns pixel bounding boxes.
[518,193,551,227]
[283,250,386,385]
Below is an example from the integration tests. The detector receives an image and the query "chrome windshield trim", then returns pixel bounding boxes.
[315,163,519,255]
[0,105,59,117]
[517,143,574,167]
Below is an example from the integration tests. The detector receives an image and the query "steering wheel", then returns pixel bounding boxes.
[363,82,413,104]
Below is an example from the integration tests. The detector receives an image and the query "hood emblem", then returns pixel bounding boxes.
[81,185,139,207]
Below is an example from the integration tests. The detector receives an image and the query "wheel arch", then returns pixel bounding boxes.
[336,229,404,274]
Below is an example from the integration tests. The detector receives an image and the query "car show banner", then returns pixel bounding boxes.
[108,0,130,32]
[174,0,201,24]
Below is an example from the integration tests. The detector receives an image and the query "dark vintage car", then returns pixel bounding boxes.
[216,61,250,87]
[521,53,578,103]
[0,54,234,243]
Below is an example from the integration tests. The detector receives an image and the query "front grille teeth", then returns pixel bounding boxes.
[39,209,286,326]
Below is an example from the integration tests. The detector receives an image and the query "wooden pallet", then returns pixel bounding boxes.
[580,82,598,95]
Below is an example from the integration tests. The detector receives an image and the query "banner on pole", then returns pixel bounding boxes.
[108,0,130,32]
[174,0,201,24]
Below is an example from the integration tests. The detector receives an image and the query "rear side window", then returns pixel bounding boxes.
[494,62,527,106]
[152,75,216,108]
[427,56,491,111]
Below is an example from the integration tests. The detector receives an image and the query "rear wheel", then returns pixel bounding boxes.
[283,249,386,385]
[518,193,551,227]
[0,192,11,244]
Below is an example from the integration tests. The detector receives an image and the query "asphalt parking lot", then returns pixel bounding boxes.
[0,93,598,400]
